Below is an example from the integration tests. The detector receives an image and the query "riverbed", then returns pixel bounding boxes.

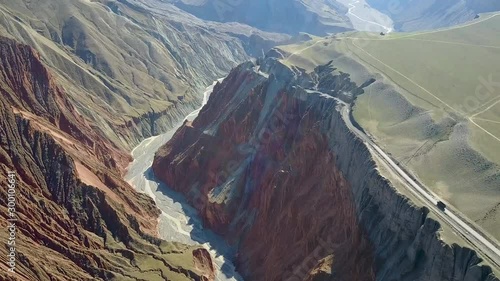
[338,0,394,33]
[125,79,243,281]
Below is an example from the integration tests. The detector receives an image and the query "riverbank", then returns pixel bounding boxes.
[125,79,243,281]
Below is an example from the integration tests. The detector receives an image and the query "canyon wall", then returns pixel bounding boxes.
[152,58,499,281]
[0,36,214,281]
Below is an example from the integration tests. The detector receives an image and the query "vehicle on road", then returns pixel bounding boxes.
[437,201,446,211]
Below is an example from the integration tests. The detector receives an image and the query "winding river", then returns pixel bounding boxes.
[338,0,394,33]
[125,80,243,281]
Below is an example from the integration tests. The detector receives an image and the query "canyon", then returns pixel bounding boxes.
[0,0,291,276]
[126,80,243,281]
[1,0,499,280]
[151,56,500,280]
[0,0,287,150]
[0,36,215,280]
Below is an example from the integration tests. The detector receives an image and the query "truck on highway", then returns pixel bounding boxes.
[437,201,446,211]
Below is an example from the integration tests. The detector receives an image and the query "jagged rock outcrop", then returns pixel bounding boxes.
[152,57,499,280]
[0,36,214,281]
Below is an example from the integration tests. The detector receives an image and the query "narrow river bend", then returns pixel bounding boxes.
[125,80,243,281]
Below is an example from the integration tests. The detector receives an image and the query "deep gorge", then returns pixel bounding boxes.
[151,57,499,281]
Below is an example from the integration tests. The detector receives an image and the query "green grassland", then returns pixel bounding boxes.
[276,13,500,239]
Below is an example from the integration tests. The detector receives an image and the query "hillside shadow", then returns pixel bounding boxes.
[144,167,243,281]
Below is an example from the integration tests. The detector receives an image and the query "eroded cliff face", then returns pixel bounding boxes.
[152,58,499,281]
[0,37,214,281]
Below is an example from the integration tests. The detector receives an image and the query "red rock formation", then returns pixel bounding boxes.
[0,36,213,280]
[154,59,500,281]
[153,66,376,280]
[0,36,129,173]
[193,248,216,281]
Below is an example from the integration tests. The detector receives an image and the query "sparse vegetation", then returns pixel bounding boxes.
[275,14,500,239]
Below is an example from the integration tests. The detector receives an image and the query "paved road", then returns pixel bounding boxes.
[339,103,500,269]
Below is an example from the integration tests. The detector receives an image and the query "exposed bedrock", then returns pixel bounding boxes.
[0,36,214,281]
[153,58,499,281]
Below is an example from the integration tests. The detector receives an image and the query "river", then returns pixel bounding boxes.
[125,79,243,281]
[337,0,394,33]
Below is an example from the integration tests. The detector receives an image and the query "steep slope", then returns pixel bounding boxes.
[169,0,351,35]
[0,36,214,281]
[152,57,499,280]
[0,0,287,150]
[367,0,500,31]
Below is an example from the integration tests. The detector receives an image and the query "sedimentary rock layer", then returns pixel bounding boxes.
[0,36,214,281]
[153,58,499,281]
[0,0,287,150]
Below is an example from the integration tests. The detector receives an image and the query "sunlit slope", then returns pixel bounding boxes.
[0,0,284,149]
[350,14,500,239]
[346,13,500,118]
[344,13,500,160]
[275,13,500,239]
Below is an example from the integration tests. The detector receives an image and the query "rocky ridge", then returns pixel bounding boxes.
[0,36,214,281]
[0,0,288,150]
[152,57,500,281]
